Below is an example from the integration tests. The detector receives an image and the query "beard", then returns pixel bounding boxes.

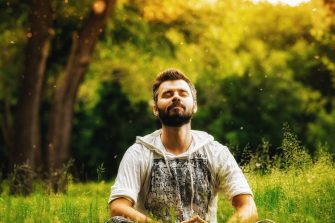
[157,101,194,127]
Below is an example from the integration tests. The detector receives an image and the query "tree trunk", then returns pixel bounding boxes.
[12,0,53,172]
[47,0,116,174]
[1,95,14,156]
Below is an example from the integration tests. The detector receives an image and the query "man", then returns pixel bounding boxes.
[108,68,258,223]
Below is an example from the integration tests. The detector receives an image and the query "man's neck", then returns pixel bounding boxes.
[160,123,192,155]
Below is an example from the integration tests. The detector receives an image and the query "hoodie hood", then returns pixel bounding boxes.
[135,129,214,158]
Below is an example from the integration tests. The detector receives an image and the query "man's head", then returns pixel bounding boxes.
[152,68,197,127]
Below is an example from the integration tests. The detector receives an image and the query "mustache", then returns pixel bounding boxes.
[167,101,185,111]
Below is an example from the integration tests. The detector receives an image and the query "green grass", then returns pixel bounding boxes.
[0,182,110,223]
[0,158,334,223]
[217,155,335,222]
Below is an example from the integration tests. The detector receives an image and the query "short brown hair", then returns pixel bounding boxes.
[152,68,197,102]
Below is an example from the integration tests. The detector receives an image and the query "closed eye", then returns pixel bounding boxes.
[162,91,173,98]
[161,89,190,98]
[179,90,189,97]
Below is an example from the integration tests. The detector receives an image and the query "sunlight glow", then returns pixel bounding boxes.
[204,0,310,7]
[252,0,310,6]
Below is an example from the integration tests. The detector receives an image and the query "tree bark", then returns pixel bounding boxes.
[12,0,53,171]
[1,95,14,155]
[47,0,116,173]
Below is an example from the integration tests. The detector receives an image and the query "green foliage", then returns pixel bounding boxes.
[307,109,335,154]
[9,164,34,196]
[0,1,27,100]
[96,163,105,182]
[69,0,335,176]
[248,139,273,174]
[245,124,314,174]
[279,123,312,169]
[53,0,93,26]
[194,72,322,159]
[48,159,74,194]
[1,0,335,180]
[72,79,157,179]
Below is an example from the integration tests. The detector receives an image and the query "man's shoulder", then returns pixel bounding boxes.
[191,129,214,147]
[124,142,150,158]
[135,129,161,144]
[191,132,231,158]
[191,129,212,138]
[205,141,231,156]
[127,141,150,152]
[191,129,228,149]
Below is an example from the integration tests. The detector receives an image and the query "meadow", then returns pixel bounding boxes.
[1,1,335,222]
[0,153,334,223]
[218,154,335,223]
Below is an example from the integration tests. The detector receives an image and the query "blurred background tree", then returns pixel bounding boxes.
[0,0,334,181]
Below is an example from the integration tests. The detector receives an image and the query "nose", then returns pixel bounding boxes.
[172,93,181,102]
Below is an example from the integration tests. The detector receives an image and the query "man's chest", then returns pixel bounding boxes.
[144,152,213,222]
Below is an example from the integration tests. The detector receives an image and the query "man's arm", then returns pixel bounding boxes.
[110,198,157,223]
[227,194,258,223]
[110,198,208,223]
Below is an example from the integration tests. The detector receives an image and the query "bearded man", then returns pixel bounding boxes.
[108,69,258,223]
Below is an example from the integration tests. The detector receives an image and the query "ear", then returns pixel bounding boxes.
[193,101,198,113]
[153,104,159,116]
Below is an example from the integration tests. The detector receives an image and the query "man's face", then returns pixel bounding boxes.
[154,80,197,127]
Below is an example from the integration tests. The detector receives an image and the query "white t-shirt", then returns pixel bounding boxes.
[109,130,253,223]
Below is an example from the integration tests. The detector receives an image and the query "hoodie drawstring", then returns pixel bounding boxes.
[187,153,195,216]
[162,151,172,177]
[162,147,196,221]
[161,149,185,220]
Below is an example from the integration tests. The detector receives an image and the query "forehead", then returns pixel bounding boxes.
[157,80,191,94]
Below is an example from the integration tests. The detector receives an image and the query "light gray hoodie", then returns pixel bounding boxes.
[109,130,252,223]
